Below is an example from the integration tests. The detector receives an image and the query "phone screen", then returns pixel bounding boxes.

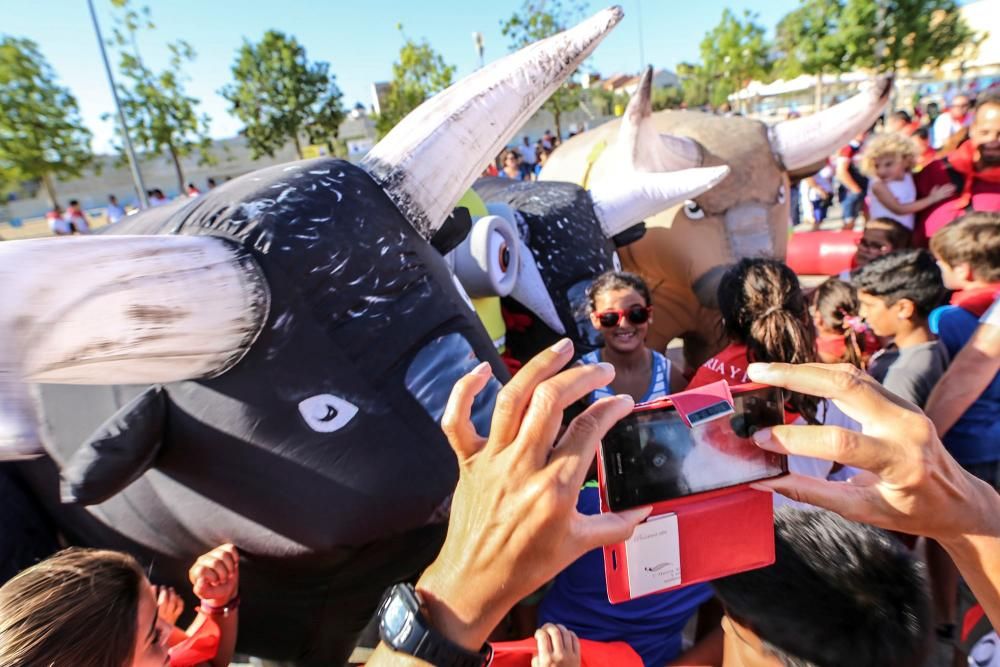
[601,386,788,511]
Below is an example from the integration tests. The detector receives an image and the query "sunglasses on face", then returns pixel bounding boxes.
[595,305,652,328]
[858,238,892,252]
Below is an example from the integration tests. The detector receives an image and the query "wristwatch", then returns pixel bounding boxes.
[378,583,493,666]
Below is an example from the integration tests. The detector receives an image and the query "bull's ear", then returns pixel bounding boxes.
[362,6,624,240]
[769,76,892,171]
[60,385,166,505]
[616,66,702,172]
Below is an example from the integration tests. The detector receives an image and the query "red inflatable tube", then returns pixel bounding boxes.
[786,230,861,277]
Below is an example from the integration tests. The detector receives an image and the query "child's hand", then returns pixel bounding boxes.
[189,543,239,606]
[929,183,956,202]
[154,585,184,625]
[533,623,581,667]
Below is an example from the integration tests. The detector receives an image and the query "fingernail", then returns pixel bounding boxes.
[550,338,573,354]
[747,363,774,381]
[752,428,772,445]
[749,482,774,493]
[615,393,634,408]
[597,361,615,376]
[471,361,492,376]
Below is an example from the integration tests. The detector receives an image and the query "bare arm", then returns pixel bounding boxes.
[870,180,955,215]
[835,157,861,193]
[746,362,1000,629]
[370,345,647,665]
[924,321,1000,436]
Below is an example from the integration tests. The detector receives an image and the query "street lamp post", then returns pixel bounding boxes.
[86,0,148,209]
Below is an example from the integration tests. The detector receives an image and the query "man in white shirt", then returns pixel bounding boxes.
[932,95,972,149]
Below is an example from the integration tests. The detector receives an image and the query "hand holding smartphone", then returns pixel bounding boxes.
[600,384,788,512]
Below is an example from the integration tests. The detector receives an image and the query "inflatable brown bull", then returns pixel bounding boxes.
[541,69,890,366]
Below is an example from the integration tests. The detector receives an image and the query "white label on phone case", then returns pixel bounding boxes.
[625,513,681,597]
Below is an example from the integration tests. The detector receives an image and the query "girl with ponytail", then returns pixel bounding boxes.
[812,278,880,368]
[690,258,820,424]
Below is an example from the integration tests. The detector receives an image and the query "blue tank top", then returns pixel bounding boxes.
[579,348,671,404]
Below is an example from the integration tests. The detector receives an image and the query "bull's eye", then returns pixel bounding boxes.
[298,394,359,433]
[777,184,787,204]
[683,200,705,220]
[498,242,510,272]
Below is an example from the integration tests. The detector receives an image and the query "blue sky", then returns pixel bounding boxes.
[3,0,801,152]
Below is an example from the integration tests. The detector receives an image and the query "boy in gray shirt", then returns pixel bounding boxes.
[854,249,950,407]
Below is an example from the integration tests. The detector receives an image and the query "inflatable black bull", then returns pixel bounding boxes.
[0,7,729,663]
[0,11,632,664]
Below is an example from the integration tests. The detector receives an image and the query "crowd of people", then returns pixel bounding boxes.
[483,130,560,182]
[2,92,999,667]
[794,90,996,234]
[43,177,220,235]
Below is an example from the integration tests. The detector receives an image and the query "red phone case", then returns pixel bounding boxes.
[599,381,780,603]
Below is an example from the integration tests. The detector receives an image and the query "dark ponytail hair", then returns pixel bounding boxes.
[586,270,652,312]
[718,258,820,424]
[813,278,866,369]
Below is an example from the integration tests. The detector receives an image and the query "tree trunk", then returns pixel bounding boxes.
[293,134,304,160]
[814,74,824,112]
[168,144,185,195]
[41,172,59,209]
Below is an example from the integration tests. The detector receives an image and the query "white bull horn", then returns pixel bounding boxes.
[0,235,269,386]
[590,165,730,238]
[617,65,702,172]
[362,6,624,240]
[769,76,893,171]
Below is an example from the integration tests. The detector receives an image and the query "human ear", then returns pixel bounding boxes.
[897,299,916,320]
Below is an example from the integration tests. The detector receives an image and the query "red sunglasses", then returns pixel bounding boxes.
[595,305,652,328]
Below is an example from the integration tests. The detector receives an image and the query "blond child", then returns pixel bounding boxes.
[861,133,956,230]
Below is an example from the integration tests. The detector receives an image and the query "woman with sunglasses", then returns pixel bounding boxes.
[579,271,685,403]
[536,271,712,667]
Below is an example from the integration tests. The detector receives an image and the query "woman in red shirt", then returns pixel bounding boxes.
[689,258,819,425]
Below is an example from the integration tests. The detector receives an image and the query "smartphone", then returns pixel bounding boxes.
[600,385,788,511]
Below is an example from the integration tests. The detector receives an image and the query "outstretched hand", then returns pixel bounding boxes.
[416,339,650,651]
[746,362,989,542]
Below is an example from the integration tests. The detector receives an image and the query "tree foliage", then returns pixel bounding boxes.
[375,26,456,138]
[839,0,977,73]
[677,61,711,108]
[221,30,344,159]
[500,0,588,140]
[0,36,92,207]
[774,0,849,79]
[697,9,772,108]
[108,0,212,193]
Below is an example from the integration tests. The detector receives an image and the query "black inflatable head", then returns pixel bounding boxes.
[472,178,625,361]
[21,159,505,660]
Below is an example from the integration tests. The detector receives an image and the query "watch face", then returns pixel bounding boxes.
[383,595,410,638]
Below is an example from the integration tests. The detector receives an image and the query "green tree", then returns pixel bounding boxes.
[0,37,92,207]
[839,0,977,74]
[221,30,344,159]
[774,0,849,110]
[375,26,456,138]
[108,0,212,193]
[677,61,711,108]
[698,9,772,109]
[651,86,684,111]
[501,0,588,140]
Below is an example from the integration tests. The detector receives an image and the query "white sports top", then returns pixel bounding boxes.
[867,172,916,230]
